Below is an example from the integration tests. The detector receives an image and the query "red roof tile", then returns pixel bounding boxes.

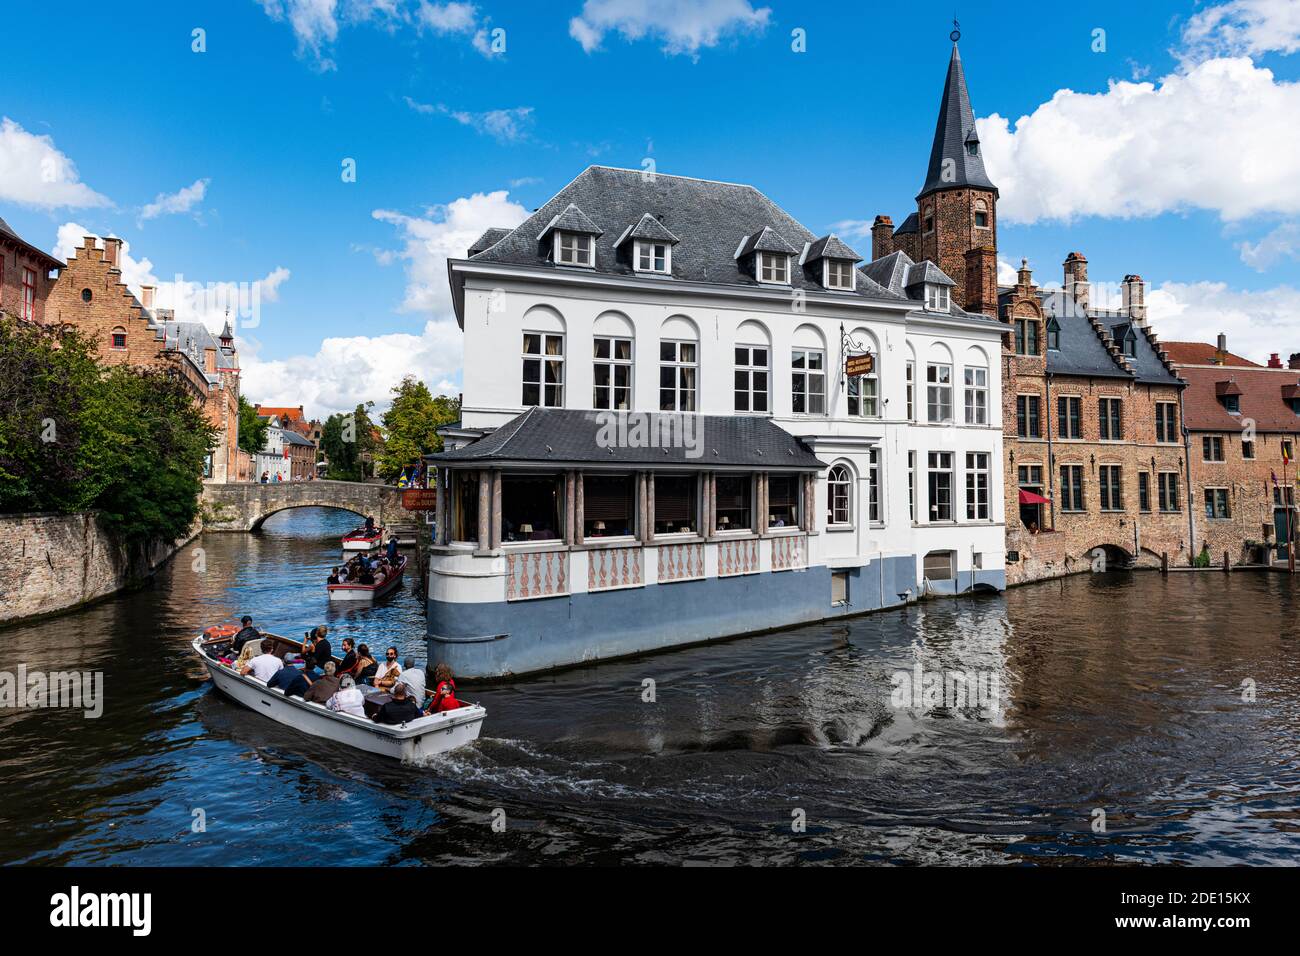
[1180,365,1300,433]
[1163,341,1260,367]
[254,404,305,421]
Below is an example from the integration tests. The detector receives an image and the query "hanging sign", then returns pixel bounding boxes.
[844,353,874,378]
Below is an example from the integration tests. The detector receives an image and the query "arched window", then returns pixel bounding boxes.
[111,327,127,350]
[827,464,853,526]
[974,199,990,230]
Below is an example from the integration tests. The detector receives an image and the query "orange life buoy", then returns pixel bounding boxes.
[204,624,239,638]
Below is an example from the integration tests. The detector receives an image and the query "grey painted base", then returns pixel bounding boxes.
[428,558,1007,679]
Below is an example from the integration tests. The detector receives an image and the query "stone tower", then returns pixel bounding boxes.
[914,37,999,315]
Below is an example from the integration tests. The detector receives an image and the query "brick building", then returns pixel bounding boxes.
[0,217,60,323]
[1168,339,1300,564]
[41,233,243,482]
[872,38,1192,584]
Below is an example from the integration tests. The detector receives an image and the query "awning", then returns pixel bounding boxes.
[1019,488,1051,505]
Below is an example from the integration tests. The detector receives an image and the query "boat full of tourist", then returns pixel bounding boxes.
[327,554,406,602]
[193,626,485,761]
[341,525,384,551]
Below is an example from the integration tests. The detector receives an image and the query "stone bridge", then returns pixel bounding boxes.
[201,480,406,532]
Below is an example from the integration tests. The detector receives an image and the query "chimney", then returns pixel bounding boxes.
[1268,353,1283,369]
[1214,333,1227,365]
[1289,353,1300,371]
[83,235,99,258]
[141,285,155,310]
[1063,252,1089,313]
[963,246,998,317]
[871,215,894,261]
[103,237,123,272]
[204,345,217,374]
[1122,274,1147,326]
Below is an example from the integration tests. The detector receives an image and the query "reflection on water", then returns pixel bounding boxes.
[1,506,1298,865]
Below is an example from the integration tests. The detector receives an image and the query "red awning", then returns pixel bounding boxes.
[1019,488,1051,505]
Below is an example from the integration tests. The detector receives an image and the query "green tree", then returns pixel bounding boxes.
[377,376,459,482]
[237,395,269,455]
[320,402,376,481]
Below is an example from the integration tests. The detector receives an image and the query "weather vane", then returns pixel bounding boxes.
[951,17,961,43]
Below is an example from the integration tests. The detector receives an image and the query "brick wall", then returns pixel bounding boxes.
[0,238,58,324]
[1188,429,1299,563]
[916,187,997,310]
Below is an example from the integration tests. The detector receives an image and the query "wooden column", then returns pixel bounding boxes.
[704,472,715,535]
[574,471,585,545]
[564,471,576,545]
[434,468,447,545]
[646,473,656,540]
[490,470,502,549]
[476,470,491,550]
[637,472,651,543]
[757,473,769,535]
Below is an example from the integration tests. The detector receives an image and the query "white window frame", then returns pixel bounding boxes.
[522,332,565,408]
[634,240,670,275]
[926,362,953,424]
[593,336,633,410]
[906,360,915,422]
[965,451,990,520]
[848,361,879,418]
[824,259,854,291]
[791,348,826,415]
[927,451,954,522]
[868,447,882,524]
[734,345,770,414]
[925,285,951,312]
[659,339,698,412]
[555,231,594,267]
[964,366,988,425]
[827,464,853,527]
[758,252,790,285]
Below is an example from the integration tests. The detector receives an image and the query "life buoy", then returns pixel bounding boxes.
[204,624,240,638]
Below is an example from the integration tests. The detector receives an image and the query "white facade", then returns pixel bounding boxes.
[253,416,290,482]
[451,262,1005,588]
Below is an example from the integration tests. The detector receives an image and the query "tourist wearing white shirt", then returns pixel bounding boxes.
[327,676,366,717]
[239,641,284,682]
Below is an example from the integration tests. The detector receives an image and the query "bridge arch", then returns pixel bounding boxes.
[201,480,406,533]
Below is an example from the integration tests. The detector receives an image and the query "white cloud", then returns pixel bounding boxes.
[238,320,464,419]
[1148,279,1300,364]
[138,178,210,225]
[0,117,111,210]
[1181,0,1300,61]
[827,218,873,243]
[998,258,1019,285]
[54,222,290,333]
[569,0,771,56]
[1239,221,1300,270]
[371,189,528,315]
[403,96,533,142]
[979,56,1300,224]
[259,0,492,68]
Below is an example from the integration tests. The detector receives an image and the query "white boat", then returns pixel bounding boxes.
[342,527,384,551]
[328,555,406,602]
[193,632,485,762]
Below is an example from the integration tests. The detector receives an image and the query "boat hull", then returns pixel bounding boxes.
[328,557,406,601]
[342,535,383,551]
[195,639,484,761]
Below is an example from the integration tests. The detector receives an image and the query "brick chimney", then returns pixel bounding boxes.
[140,285,155,310]
[103,237,123,272]
[871,215,894,261]
[1268,353,1283,368]
[1215,333,1227,365]
[1063,252,1089,313]
[1122,274,1147,326]
[1289,353,1300,371]
[963,246,999,317]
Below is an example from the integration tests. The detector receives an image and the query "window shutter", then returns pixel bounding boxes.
[583,476,635,522]
[654,477,694,522]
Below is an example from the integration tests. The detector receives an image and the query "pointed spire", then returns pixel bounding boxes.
[219,311,234,345]
[917,34,998,200]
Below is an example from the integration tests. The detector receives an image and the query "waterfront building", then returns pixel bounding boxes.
[424,41,1008,677]
[41,234,244,483]
[872,45,1189,585]
[253,414,316,481]
[1167,339,1300,564]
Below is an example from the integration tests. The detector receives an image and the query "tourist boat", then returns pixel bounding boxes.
[341,526,384,551]
[192,630,486,762]
[328,555,407,602]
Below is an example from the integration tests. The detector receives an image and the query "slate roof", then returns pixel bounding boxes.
[1162,341,1261,367]
[536,203,603,239]
[152,319,238,372]
[427,407,826,470]
[919,44,998,198]
[892,213,919,237]
[280,429,316,447]
[615,212,680,246]
[1012,289,1181,385]
[736,225,798,258]
[905,260,955,289]
[1180,366,1300,433]
[463,166,903,304]
[861,250,912,293]
[804,234,861,263]
[468,227,512,257]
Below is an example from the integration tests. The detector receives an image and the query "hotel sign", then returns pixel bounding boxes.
[844,353,874,378]
[402,489,438,511]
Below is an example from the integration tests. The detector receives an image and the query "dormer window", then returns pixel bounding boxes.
[925,284,950,311]
[1124,336,1137,358]
[825,259,854,291]
[556,232,594,267]
[1046,318,1061,351]
[1224,394,1241,414]
[635,240,669,274]
[758,252,790,284]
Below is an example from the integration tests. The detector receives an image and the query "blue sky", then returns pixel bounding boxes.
[3,0,1299,416]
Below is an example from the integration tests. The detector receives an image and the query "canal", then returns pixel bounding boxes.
[2,507,1299,865]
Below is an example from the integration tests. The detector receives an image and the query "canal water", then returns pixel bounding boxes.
[2,507,1299,865]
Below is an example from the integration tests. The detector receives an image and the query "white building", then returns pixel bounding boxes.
[424,164,1005,678]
